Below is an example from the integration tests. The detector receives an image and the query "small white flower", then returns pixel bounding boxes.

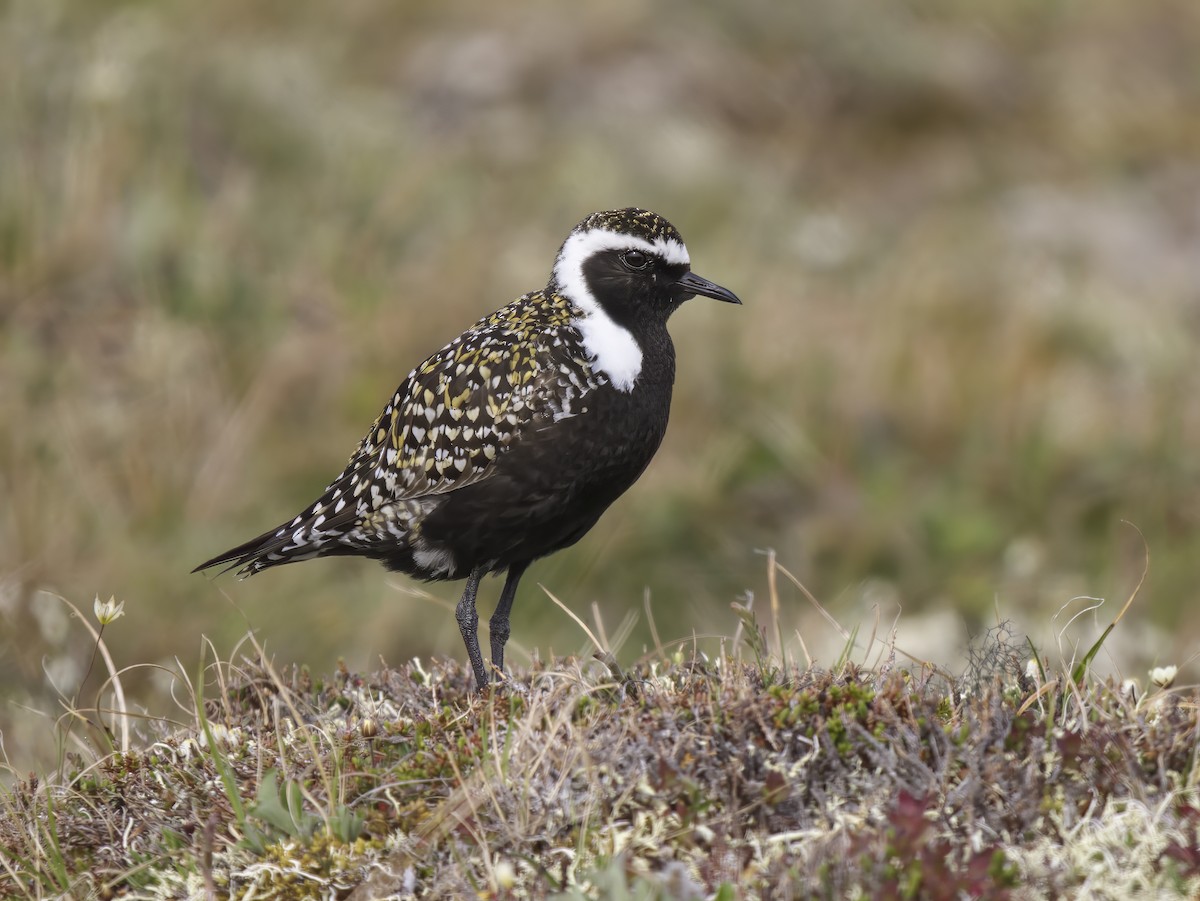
[1150,665,1178,689]
[494,860,516,889]
[93,595,125,625]
[199,724,242,751]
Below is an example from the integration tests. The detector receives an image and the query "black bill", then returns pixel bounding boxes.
[674,270,742,305]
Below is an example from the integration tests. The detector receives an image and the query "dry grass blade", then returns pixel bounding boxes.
[765,548,786,670]
[643,588,666,662]
[1017,679,1060,716]
[541,583,606,656]
[1071,522,1150,686]
[773,560,944,676]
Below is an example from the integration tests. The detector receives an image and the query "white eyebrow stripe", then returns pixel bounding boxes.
[551,228,690,393]
[554,229,690,278]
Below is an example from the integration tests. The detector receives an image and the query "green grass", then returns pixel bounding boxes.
[3,0,1200,786]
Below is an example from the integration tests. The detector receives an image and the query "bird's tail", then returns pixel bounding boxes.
[193,485,426,579]
[192,473,370,578]
[192,518,324,578]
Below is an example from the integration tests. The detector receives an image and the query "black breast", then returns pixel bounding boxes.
[419,324,677,573]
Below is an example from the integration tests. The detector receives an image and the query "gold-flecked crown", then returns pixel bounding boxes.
[569,208,685,246]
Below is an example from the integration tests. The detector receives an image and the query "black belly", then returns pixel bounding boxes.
[416,385,670,575]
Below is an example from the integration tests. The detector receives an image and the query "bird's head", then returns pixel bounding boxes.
[551,208,741,329]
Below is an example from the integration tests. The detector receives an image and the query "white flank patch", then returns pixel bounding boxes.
[553,228,690,393]
[413,544,456,577]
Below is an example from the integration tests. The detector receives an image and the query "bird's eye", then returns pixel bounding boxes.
[622,250,650,271]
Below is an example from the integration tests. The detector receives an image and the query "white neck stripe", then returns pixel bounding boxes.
[552,228,690,393]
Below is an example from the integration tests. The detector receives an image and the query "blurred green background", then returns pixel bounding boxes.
[3,0,1200,764]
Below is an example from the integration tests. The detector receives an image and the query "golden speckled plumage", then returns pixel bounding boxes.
[354,293,580,494]
[309,292,598,557]
[215,289,604,576]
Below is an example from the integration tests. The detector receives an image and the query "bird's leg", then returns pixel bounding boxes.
[489,561,529,678]
[455,567,488,690]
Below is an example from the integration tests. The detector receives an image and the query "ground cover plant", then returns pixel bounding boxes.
[2,560,1199,899]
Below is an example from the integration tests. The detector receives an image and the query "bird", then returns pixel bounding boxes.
[194,208,740,690]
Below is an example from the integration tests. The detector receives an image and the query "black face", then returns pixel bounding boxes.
[581,249,740,331]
